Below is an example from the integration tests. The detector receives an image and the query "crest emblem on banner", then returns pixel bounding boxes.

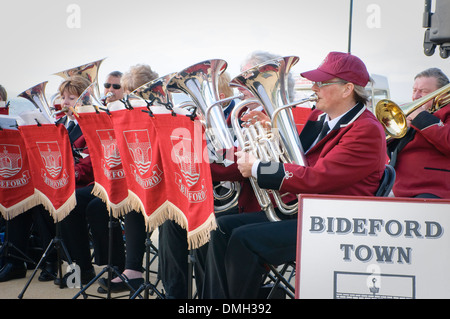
[97,129,125,180]
[97,129,121,169]
[124,130,152,175]
[37,142,62,178]
[124,129,162,189]
[0,144,22,178]
[171,135,200,187]
[171,134,206,203]
[36,141,69,189]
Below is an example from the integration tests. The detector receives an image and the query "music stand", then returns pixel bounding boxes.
[0,217,37,271]
[72,210,135,299]
[129,230,164,299]
[18,220,76,299]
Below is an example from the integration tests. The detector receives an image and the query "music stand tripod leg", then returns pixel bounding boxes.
[130,231,164,299]
[72,211,136,299]
[18,221,75,299]
[1,218,37,269]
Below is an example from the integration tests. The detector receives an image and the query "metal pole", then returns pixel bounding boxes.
[348,0,354,53]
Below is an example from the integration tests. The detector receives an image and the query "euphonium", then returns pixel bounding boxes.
[375,82,450,140]
[230,56,317,222]
[53,58,106,115]
[167,60,242,213]
[18,81,54,123]
[167,59,235,151]
[131,72,177,109]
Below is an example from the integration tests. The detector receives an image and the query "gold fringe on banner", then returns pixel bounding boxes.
[35,190,77,223]
[144,201,217,250]
[91,182,132,218]
[0,191,40,221]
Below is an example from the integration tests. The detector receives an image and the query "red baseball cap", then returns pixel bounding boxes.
[301,51,370,87]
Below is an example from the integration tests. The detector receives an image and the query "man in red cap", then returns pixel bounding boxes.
[201,51,387,299]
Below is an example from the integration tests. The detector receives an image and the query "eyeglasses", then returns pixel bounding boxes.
[104,83,121,89]
[313,81,348,88]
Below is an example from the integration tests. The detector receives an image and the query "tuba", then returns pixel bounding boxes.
[375,82,450,140]
[230,56,317,222]
[167,60,242,213]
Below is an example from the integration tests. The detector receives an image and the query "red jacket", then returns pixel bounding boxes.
[389,104,450,198]
[257,103,386,196]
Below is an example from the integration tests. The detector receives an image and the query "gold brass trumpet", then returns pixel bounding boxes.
[230,56,316,222]
[375,82,450,140]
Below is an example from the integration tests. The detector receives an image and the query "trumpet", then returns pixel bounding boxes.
[230,56,316,222]
[375,82,450,140]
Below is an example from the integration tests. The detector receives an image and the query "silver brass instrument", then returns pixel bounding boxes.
[167,59,235,151]
[230,56,317,222]
[167,60,241,213]
[53,58,106,115]
[131,72,177,108]
[18,81,54,123]
[375,82,450,140]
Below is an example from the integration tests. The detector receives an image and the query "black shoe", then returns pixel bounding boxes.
[54,267,96,288]
[0,263,27,282]
[38,261,58,282]
[98,276,144,293]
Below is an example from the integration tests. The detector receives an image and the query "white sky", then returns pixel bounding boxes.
[1,0,448,104]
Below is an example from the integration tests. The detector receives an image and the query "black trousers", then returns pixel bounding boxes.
[59,185,125,272]
[1,205,55,267]
[122,210,146,272]
[158,220,208,299]
[202,211,298,299]
[158,206,238,299]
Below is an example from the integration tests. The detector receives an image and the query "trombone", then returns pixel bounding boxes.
[375,82,450,140]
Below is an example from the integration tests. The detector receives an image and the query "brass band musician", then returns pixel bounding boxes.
[201,51,387,299]
[387,68,450,199]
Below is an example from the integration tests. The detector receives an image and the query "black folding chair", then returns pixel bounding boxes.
[263,164,397,299]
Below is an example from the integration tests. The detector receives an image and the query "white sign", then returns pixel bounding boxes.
[296,195,450,299]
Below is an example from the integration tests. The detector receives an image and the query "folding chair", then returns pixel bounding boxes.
[263,164,397,299]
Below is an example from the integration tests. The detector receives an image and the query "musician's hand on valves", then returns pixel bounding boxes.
[236,150,256,178]
[241,110,270,128]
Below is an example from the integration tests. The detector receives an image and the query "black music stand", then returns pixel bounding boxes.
[18,221,76,299]
[0,217,37,270]
[129,230,164,299]
[72,210,135,299]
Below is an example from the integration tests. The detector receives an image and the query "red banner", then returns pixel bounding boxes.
[0,129,38,220]
[76,111,130,217]
[152,113,215,249]
[110,107,215,249]
[110,107,168,221]
[19,124,76,222]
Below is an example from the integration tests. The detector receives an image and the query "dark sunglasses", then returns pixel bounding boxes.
[104,83,121,89]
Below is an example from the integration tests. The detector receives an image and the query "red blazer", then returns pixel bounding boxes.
[257,103,386,196]
[211,160,261,213]
[390,105,450,198]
